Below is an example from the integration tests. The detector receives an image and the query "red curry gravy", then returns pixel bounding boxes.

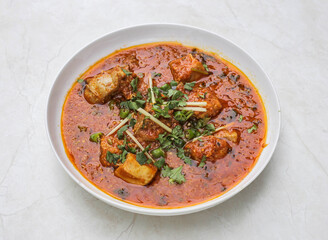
[61,42,266,208]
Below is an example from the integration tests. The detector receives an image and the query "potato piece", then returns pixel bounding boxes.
[184,136,230,162]
[187,88,222,118]
[169,54,207,83]
[84,66,126,104]
[215,129,239,143]
[115,153,157,185]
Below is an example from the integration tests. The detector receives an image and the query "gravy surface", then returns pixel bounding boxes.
[62,42,266,208]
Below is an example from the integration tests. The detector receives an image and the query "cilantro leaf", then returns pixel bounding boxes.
[168,89,184,100]
[89,132,103,143]
[177,148,192,165]
[160,83,171,91]
[248,124,258,133]
[161,165,185,184]
[136,151,148,165]
[184,81,196,91]
[171,125,184,138]
[137,72,144,78]
[120,150,128,163]
[129,118,137,128]
[170,80,178,87]
[154,157,165,169]
[121,98,146,110]
[202,63,209,71]
[131,77,138,92]
[198,156,206,168]
[239,115,243,122]
[152,105,170,119]
[152,72,162,77]
[199,92,208,99]
[174,110,193,122]
[106,151,120,164]
[122,69,132,76]
[117,125,128,139]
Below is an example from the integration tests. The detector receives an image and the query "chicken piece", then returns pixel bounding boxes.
[184,136,230,162]
[99,134,137,167]
[114,153,157,185]
[188,88,222,118]
[134,103,175,142]
[169,54,207,83]
[99,135,124,167]
[84,66,126,104]
[215,129,239,143]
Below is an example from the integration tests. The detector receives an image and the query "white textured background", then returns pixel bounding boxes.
[1,0,328,239]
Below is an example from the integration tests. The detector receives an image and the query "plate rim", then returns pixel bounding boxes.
[46,23,281,216]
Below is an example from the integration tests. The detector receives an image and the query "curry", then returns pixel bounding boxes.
[61,42,266,208]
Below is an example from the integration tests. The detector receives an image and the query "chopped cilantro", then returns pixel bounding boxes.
[170,80,178,87]
[177,148,192,165]
[77,79,84,83]
[205,123,215,132]
[161,165,186,184]
[122,69,132,76]
[131,77,138,92]
[198,156,206,168]
[120,98,145,110]
[89,132,103,143]
[152,72,162,77]
[136,151,148,165]
[154,157,165,169]
[120,150,128,163]
[199,92,208,99]
[239,115,243,122]
[137,72,144,78]
[171,125,184,138]
[117,125,128,139]
[184,81,196,91]
[129,118,136,128]
[174,110,193,122]
[152,105,170,119]
[160,83,171,91]
[202,63,209,71]
[248,124,258,133]
[106,151,120,164]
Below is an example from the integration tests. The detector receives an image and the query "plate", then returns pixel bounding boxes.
[46,24,281,216]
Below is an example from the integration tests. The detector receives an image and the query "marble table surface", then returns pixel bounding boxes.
[1,0,327,239]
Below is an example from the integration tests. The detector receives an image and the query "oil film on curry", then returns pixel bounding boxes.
[61,42,266,208]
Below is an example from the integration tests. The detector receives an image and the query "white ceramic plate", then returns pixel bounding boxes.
[46,24,281,216]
